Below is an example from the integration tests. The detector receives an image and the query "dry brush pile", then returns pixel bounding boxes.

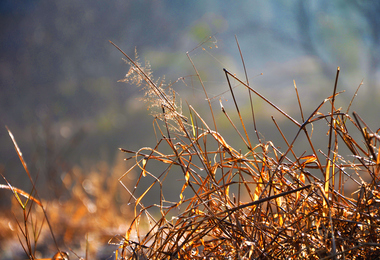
[111,39,380,259]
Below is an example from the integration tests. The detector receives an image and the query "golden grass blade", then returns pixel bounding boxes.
[0,183,42,207]
[189,108,196,138]
[324,160,331,217]
[6,126,34,186]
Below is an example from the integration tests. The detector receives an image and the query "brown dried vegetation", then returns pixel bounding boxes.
[1,133,131,258]
[2,37,380,259]
[111,39,380,259]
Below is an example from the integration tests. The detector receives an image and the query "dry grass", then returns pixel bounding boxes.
[2,37,380,259]
[0,134,132,259]
[110,38,380,259]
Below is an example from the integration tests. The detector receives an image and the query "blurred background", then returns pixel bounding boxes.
[1,0,379,258]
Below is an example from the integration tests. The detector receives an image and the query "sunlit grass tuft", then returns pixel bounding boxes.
[112,39,380,259]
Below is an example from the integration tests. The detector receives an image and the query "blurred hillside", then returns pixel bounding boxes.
[1,1,379,200]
